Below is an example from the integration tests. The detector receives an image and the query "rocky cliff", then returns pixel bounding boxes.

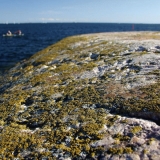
[0,32,160,159]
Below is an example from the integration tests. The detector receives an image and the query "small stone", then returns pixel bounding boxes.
[36,65,48,73]
[126,154,140,160]
[130,136,145,145]
[89,53,99,60]
[51,93,63,100]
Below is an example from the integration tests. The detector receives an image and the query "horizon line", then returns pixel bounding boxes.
[1,22,160,25]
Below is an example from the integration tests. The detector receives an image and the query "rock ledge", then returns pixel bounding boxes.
[0,32,160,159]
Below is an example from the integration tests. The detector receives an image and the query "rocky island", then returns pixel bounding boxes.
[0,32,160,160]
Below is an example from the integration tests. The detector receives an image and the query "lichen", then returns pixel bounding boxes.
[108,147,133,154]
[0,32,160,159]
[130,126,142,134]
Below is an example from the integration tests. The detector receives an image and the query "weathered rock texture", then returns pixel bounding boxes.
[0,32,160,159]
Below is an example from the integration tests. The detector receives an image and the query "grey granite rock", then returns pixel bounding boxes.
[0,32,160,159]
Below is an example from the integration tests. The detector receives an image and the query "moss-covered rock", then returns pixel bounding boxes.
[0,32,160,159]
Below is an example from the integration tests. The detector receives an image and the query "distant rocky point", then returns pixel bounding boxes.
[0,32,159,159]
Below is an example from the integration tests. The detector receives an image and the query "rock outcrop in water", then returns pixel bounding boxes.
[0,32,160,159]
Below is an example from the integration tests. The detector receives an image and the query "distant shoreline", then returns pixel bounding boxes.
[1,22,160,24]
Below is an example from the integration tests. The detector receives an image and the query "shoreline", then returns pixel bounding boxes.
[0,31,160,159]
[1,31,160,73]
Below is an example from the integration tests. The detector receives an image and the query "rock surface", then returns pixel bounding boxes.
[0,32,160,159]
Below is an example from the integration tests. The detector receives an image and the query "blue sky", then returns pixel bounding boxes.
[0,0,160,23]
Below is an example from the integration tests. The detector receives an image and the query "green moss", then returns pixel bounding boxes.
[120,119,128,123]
[113,133,130,141]
[103,81,160,120]
[81,62,97,71]
[1,33,160,159]
[106,115,119,127]
[130,126,142,134]
[0,120,5,126]
[123,147,133,154]
[24,65,33,72]
[108,147,123,154]
[148,69,160,76]
[108,147,133,154]
[81,122,103,136]
[143,149,148,154]
[0,126,43,159]
[54,63,79,76]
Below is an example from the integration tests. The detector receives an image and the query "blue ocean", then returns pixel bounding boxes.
[1,23,160,73]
